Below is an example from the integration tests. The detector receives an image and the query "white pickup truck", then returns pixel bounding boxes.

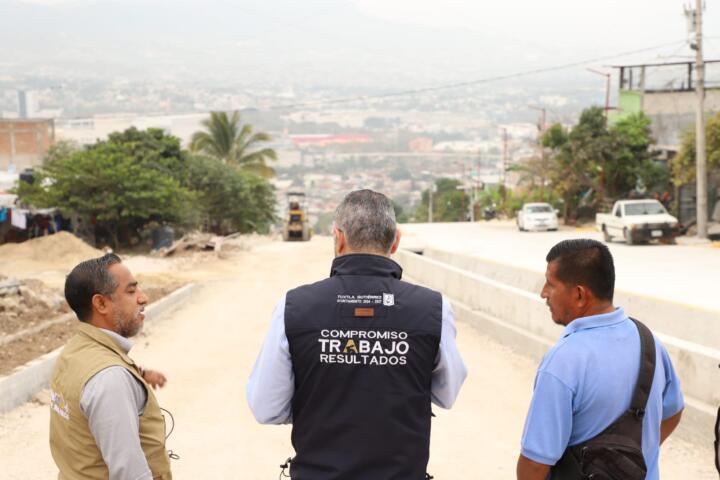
[596,199,680,245]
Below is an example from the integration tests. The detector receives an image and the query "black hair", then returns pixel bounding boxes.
[545,239,615,301]
[64,253,122,322]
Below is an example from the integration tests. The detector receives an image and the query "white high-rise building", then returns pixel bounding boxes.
[17,90,40,118]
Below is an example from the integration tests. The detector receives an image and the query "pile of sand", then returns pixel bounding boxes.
[0,232,102,266]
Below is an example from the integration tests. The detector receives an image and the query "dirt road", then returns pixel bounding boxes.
[0,238,715,479]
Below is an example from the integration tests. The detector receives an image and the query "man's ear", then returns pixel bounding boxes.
[91,293,110,316]
[389,229,402,254]
[334,227,346,256]
[576,285,590,307]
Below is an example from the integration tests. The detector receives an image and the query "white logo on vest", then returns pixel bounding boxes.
[50,389,70,420]
[382,293,395,306]
[317,329,409,366]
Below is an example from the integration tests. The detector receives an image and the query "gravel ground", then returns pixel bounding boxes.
[0,237,715,479]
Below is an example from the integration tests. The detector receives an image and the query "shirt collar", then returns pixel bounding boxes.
[330,253,403,279]
[562,307,627,338]
[99,328,133,354]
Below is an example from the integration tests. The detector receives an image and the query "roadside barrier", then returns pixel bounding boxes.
[0,283,197,414]
[396,248,718,445]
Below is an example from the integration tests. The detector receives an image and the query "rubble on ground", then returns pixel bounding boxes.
[153,232,274,258]
[218,232,274,255]
[0,275,69,337]
[152,232,221,257]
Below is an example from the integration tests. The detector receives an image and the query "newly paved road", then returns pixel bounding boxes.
[401,221,720,313]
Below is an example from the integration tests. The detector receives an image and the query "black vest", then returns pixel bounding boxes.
[284,254,443,480]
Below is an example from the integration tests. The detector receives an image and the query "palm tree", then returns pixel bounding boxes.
[190,111,277,178]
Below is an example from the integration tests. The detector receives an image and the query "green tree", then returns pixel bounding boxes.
[414,178,466,222]
[186,155,276,235]
[542,119,593,221]
[190,111,277,178]
[17,127,279,246]
[314,211,336,235]
[609,113,668,196]
[18,131,193,248]
[392,200,409,224]
[672,112,720,186]
[542,108,664,221]
[43,139,79,165]
[102,127,190,183]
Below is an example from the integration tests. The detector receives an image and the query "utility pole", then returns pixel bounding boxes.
[529,106,548,197]
[502,128,509,189]
[428,184,434,223]
[465,158,475,222]
[587,69,611,123]
[693,0,708,238]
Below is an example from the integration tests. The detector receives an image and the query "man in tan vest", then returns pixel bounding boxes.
[49,253,173,480]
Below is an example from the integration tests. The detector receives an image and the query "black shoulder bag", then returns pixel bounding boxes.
[550,318,656,480]
[714,403,720,475]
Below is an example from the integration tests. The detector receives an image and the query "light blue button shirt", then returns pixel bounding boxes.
[247,294,468,424]
[520,307,684,480]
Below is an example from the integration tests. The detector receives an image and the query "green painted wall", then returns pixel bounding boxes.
[609,90,643,125]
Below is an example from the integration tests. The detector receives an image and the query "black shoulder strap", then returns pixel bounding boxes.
[629,318,656,416]
[714,405,720,474]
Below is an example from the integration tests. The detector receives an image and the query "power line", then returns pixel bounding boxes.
[270,40,689,111]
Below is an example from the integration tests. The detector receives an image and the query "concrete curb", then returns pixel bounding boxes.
[0,313,75,347]
[450,299,715,445]
[408,248,720,406]
[0,283,198,414]
[421,246,720,352]
[397,250,717,446]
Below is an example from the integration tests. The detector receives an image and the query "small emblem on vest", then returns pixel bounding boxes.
[383,293,395,306]
[50,389,70,420]
[355,307,374,317]
[343,339,359,353]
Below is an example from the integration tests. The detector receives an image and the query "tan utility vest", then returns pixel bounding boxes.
[49,322,172,480]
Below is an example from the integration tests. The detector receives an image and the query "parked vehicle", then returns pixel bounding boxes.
[517,203,559,231]
[483,203,497,221]
[596,199,679,245]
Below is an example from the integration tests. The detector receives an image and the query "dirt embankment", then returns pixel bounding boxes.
[0,233,186,376]
[0,231,272,376]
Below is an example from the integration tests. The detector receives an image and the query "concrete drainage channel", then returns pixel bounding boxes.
[396,247,719,446]
[0,283,198,414]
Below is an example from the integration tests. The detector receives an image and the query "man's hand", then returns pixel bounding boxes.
[141,369,167,390]
[517,454,551,480]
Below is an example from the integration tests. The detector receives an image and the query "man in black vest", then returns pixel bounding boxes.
[247,189,467,480]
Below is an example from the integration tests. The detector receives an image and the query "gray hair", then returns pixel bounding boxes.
[335,190,397,253]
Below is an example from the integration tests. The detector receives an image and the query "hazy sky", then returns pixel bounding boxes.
[2,0,719,90]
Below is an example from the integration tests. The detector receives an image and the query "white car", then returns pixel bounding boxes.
[517,203,559,232]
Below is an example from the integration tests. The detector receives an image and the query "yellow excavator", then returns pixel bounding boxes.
[283,192,312,242]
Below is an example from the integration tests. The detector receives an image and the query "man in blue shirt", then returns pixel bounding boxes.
[517,239,684,480]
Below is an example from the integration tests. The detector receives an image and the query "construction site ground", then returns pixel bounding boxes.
[0,237,715,479]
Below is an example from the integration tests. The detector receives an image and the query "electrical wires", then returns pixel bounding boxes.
[270,40,690,111]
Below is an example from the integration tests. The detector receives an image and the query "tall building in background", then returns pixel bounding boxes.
[17,91,27,118]
[17,90,39,119]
